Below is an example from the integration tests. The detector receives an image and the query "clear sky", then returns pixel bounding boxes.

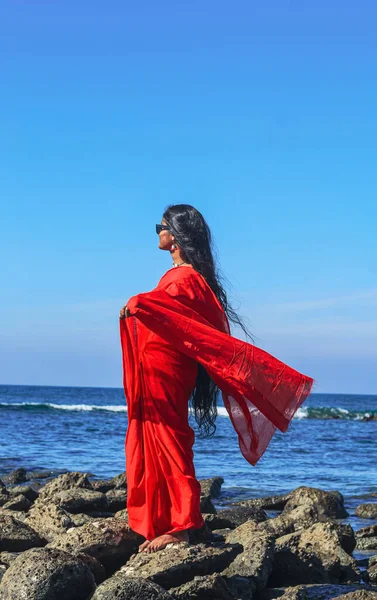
[1,1,376,393]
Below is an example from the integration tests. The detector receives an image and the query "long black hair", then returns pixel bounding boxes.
[163,204,253,438]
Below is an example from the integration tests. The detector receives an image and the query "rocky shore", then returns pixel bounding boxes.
[0,468,377,600]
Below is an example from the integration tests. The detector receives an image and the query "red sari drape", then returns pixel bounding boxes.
[120,266,314,540]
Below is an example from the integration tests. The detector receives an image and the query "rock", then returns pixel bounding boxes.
[0,564,6,584]
[106,488,127,512]
[370,555,377,567]
[109,472,127,489]
[356,537,377,550]
[51,488,108,513]
[224,521,274,590]
[49,517,143,575]
[8,484,39,502]
[199,477,224,499]
[206,506,267,530]
[0,547,95,599]
[114,508,129,521]
[259,505,319,538]
[230,494,289,512]
[365,560,377,584]
[75,551,106,584]
[224,575,254,600]
[25,499,76,541]
[171,573,235,599]
[188,522,215,544]
[0,514,45,551]
[1,468,28,485]
[355,524,377,539]
[3,494,32,512]
[270,521,359,586]
[121,541,242,589]
[200,495,217,514]
[355,504,377,519]
[283,487,348,519]
[91,479,116,493]
[68,512,97,527]
[0,493,10,508]
[259,585,308,600]
[92,573,174,599]
[0,507,27,522]
[334,591,377,600]
[0,552,19,566]
[38,471,93,500]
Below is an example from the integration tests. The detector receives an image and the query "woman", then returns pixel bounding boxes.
[119,204,314,554]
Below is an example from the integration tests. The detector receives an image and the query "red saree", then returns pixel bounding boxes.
[120,266,314,540]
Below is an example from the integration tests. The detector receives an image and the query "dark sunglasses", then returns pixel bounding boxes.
[156,224,170,234]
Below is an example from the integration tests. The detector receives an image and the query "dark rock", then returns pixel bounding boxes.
[224,575,254,600]
[0,547,95,599]
[109,472,127,489]
[0,514,44,552]
[224,521,274,590]
[121,541,242,589]
[52,488,108,513]
[355,504,377,519]
[0,564,6,584]
[25,499,76,541]
[269,522,359,587]
[370,556,377,567]
[75,551,107,585]
[0,493,10,508]
[91,479,116,493]
[283,487,348,519]
[69,512,97,527]
[230,494,289,512]
[171,573,235,599]
[188,522,215,544]
[356,537,377,551]
[199,477,224,499]
[48,517,143,576]
[355,524,377,539]
[259,585,308,600]
[92,573,174,599]
[8,485,39,502]
[200,495,217,514]
[3,494,32,512]
[38,471,93,500]
[206,506,267,530]
[334,591,377,600]
[106,488,127,512]
[365,561,377,584]
[2,468,28,485]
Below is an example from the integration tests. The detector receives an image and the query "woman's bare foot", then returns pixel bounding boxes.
[144,530,189,553]
[138,539,151,552]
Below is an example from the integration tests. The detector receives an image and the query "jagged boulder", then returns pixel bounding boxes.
[92,573,174,599]
[121,541,242,589]
[38,471,93,500]
[283,487,348,519]
[1,468,28,485]
[51,488,108,513]
[171,574,235,599]
[25,499,76,541]
[205,505,267,530]
[259,505,318,538]
[0,547,95,599]
[8,485,39,502]
[48,517,142,575]
[199,477,224,499]
[0,514,45,552]
[270,521,359,586]
[2,494,32,512]
[106,488,127,512]
[223,521,275,590]
[230,494,288,512]
[334,591,377,600]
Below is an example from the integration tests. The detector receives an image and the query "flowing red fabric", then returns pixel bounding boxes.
[120,266,314,540]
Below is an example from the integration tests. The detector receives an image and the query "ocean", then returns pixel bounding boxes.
[1,384,376,556]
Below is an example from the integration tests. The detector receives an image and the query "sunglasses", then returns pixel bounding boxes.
[156,224,170,234]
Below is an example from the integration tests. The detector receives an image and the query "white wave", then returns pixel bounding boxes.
[294,407,308,419]
[217,407,229,417]
[0,402,127,412]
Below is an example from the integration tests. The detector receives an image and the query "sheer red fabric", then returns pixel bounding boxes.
[120,266,314,539]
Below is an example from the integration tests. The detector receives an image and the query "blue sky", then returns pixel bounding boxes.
[1,1,376,393]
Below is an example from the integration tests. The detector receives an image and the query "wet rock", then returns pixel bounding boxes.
[230,494,289,512]
[2,468,28,485]
[270,521,359,586]
[121,541,242,589]
[365,560,377,584]
[3,493,32,512]
[0,547,95,599]
[52,488,108,513]
[0,552,19,566]
[38,471,93,500]
[283,487,348,519]
[206,505,267,530]
[25,499,76,541]
[8,485,39,502]
[355,537,377,551]
[355,504,377,519]
[0,514,45,551]
[355,524,377,539]
[200,495,216,514]
[106,488,127,512]
[49,517,142,575]
[259,505,319,538]
[224,521,274,590]
[92,573,174,599]
[199,477,224,499]
[370,556,377,567]
[171,573,235,599]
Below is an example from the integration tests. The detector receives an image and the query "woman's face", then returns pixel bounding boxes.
[157,218,175,251]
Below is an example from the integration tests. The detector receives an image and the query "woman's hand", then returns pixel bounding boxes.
[119,305,131,319]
